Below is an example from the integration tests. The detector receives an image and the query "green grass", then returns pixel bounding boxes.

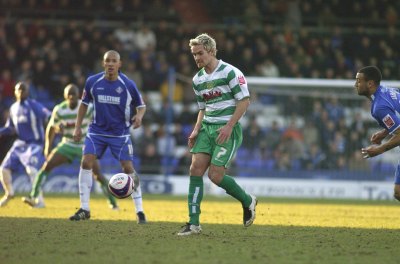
[1,194,400,264]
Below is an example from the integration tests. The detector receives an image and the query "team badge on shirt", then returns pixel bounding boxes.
[116,87,123,94]
[382,114,395,129]
[206,81,214,90]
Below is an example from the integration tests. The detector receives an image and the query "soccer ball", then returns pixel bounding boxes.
[108,173,135,199]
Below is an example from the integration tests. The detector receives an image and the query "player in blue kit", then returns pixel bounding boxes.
[0,82,51,207]
[70,50,147,223]
[355,66,400,200]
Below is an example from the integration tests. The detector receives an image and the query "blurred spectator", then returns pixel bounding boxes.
[242,116,265,150]
[285,0,302,32]
[302,119,319,149]
[258,59,280,77]
[156,123,176,157]
[134,122,157,157]
[264,120,282,151]
[348,150,370,171]
[0,69,15,99]
[175,149,191,175]
[303,143,327,170]
[113,22,137,53]
[139,143,162,175]
[135,24,157,52]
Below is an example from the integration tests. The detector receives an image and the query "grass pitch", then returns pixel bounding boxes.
[1,194,400,264]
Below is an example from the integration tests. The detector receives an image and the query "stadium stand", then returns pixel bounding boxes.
[0,0,399,179]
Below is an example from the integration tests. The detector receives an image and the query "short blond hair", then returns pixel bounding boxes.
[189,33,217,56]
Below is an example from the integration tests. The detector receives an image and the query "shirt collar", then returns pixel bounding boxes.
[371,85,382,101]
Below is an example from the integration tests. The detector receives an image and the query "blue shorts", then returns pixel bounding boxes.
[83,134,134,161]
[1,141,45,172]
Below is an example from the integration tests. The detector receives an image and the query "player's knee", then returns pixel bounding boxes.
[394,191,400,202]
[81,159,93,170]
[0,168,12,182]
[207,171,223,185]
[189,163,205,177]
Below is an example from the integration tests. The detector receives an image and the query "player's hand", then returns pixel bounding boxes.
[188,130,199,148]
[131,116,142,129]
[361,144,381,159]
[216,124,233,145]
[73,127,82,142]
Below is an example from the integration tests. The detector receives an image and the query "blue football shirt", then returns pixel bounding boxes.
[82,71,145,137]
[0,99,51,144]
[371,85,400,134]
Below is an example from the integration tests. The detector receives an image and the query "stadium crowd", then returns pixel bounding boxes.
[0,0,399,176]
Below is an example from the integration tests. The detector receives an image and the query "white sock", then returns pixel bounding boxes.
[79,168,93,211]
[0,168,13,196]
[129,173,143,213]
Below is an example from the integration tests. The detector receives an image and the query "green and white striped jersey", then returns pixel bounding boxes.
[48,100,92,147]
[192,60,250,124]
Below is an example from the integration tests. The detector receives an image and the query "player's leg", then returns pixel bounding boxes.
[92,160,118,209]
[177,152,210,236]
[112,136,146,223]
[0,146,21,206]
[209,123,257,227]
[23,149,69,207]
[19,144,47,207]
[394,184,400,201]
[178,125,212,235]
[70,135,105,221]
[208,163,257,227]
[0,168,14,206]
[393,165,400,201]
[120,159,147,223]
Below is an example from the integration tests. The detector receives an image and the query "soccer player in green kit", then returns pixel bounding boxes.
[178,33,257,235]
[22,84,118,209]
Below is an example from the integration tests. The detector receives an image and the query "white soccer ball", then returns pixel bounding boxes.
[108,173,135,199]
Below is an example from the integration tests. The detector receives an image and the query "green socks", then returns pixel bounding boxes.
[218,175,251,207]
[98,177,117,207]
[188,176,203,226]
[30,170,47,198]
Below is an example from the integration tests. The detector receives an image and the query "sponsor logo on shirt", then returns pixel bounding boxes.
[383,114,395,129]
[203,90,222,101]
[98,95,120,105]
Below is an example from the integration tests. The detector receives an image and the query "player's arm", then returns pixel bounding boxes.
[44,123,56,158]
[132,106,146,129]
[370,129,389,144]
[188,109,205,148]
[44,109,59,157]
[0,116,16,137]
[73,103,88,142]
[362,128,400,158]
[217,97,250,144]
